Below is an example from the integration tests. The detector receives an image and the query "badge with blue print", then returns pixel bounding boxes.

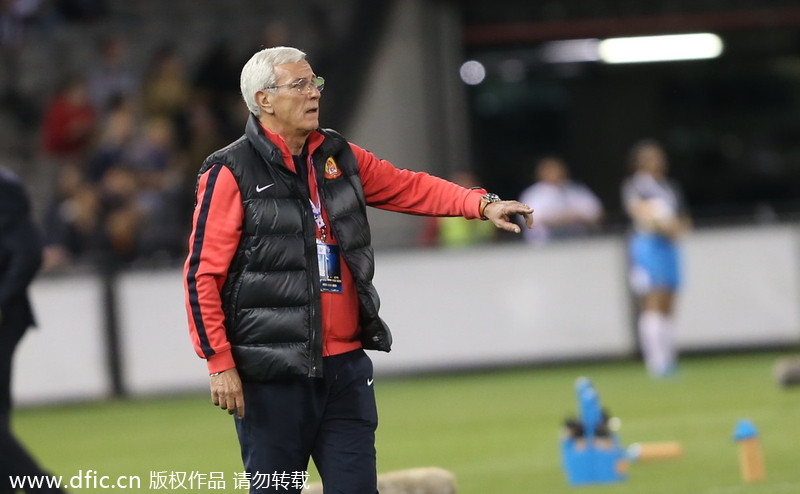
[316,241,343,293]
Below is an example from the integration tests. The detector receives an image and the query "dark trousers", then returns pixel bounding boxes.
[235,348,379,494]
[0,322,63,494]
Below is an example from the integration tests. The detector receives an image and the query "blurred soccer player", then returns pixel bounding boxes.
[183,46,532,493]
[0,168,64,494]
[621,139,691,378]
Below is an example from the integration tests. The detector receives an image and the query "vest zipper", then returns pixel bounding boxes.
[302,193,323,378]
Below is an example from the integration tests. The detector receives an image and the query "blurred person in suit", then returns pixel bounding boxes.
[518,155,603,245]
[0,167,64,493]
[622,139,691,378]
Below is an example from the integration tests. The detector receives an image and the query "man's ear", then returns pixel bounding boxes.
[256,90,273,115]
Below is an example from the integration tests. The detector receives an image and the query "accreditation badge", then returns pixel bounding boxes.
[316,241,343,293]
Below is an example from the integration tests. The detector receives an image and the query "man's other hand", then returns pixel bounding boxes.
[484,201,534,234]
[210,368,245,419]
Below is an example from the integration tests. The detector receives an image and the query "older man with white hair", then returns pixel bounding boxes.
[183,46,532,493]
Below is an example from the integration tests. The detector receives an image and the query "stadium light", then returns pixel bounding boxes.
[459,60,486,85]
[541,39,601,64]
[598,33,723,64]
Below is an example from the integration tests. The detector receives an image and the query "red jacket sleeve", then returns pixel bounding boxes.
[351,144,485,219]
[183,164,242,374]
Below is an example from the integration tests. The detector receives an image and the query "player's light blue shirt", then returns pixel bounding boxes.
[621,172,687,234]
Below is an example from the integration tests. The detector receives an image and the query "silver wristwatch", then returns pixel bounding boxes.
[480,193,501,219]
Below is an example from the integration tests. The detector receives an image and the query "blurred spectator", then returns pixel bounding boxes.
[0,0,25,99]
[518,155,604,245]
[41,164,104,268]
[0,0,43,100]
[621,139,692,378]
[129,116,175,177]
[0,0,25,48]
[184,98,226,171]
[86,94,135,182]
[127,117,187,260]
[141,44,190,145]
[86,34,136,113]
[40,74,96,165]
[43,160,148,267]
[420,171,496,248]
[193,39,245,140]
[182,98,226,213]
[96,163,143,262]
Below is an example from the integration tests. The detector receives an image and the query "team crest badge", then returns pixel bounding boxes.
[324,157,342,179]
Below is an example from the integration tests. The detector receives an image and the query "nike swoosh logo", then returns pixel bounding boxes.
[256,183,275,192]
[367,378,374,386]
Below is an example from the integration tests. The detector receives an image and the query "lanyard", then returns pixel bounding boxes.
[309,197,327,242]
[307,158,328,242]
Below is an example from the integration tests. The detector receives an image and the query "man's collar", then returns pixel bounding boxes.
[260,124,325,157]
[246,114,324,173]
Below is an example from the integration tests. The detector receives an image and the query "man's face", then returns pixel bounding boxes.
[262,61,321,137]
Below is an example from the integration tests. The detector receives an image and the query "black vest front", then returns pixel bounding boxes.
[197,115,391,382]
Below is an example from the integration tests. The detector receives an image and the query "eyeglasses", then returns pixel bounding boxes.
[267,76,325,94]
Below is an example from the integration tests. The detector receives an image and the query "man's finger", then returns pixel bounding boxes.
[225,394,237,413]
[235,392,245,419]
[497,219,521,234]
[512,202,534,228]
[508,204,533,220]
[522,211,534,228]
[506,204,533,230]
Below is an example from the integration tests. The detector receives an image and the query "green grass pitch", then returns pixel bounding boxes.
[12,351,800,493]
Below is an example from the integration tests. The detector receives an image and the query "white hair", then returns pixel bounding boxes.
[240,46,307,116]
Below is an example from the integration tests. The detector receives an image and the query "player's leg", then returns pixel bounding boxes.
[640,290,677,377]
[659,292,678,372]
[631,234,679,377]
[653,239,682,375]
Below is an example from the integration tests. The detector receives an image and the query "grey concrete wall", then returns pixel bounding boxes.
[14,225,800,405]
